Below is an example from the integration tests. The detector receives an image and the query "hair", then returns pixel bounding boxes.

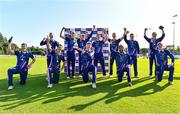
[58,44,63,48]
[21,43,27,46]
[130,33,134,36]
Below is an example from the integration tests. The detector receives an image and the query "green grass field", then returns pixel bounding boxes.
[0,56,180,113]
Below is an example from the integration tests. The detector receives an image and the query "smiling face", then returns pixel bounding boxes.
[57,45,63,53]
[157,43,163,50]
[86,42,92,50]
[152,32,157,39]
[130,33,134,40]
[119,44,124,52]
[70,31,75,38]
[80,34,85,40]
[96,33,101,40]
[21,43,27,52]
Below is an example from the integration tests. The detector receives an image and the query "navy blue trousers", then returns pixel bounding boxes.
[7,67,28,86]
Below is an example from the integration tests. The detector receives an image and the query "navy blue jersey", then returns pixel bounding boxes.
[112,51,131,71]
[124,35,140,56]
[81,49,94,69]
[77,31,93,49]
[40,39,59,50]
[92,40,104,54]
[144,34,165,55]
[15,51,34,69]
[49,50,65,68]
[108,38,122,52]
[65,37,76,51]
[150,43,174,65]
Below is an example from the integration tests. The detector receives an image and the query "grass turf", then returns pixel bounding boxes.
[0,56,180,113]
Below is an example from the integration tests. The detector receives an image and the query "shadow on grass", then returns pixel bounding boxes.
[0,73,173,111]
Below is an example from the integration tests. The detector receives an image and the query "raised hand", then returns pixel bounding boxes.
[8,36,13,43]
[93,25,96,30]
[159,25,164,30]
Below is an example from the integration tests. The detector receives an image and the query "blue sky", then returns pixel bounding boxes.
[0,0,180,48]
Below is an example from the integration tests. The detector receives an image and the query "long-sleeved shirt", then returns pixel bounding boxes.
[150,42,174,66]
[108,38,123,53]
[124,35,140,56]
[40,39,59,50]
[77,31,93,49]
[144,33,165,55]
[49,49,65,68]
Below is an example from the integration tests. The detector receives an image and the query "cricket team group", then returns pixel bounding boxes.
[6,25,175,90]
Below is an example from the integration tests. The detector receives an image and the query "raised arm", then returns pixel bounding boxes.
[156,26,165,42]
[40,37,47,46]
[74,47,83,52]
[46,36,52,52]
[118,28,127,41]
[8,37,15,55]
[85,25,96,42]
[144,28,151,43]
[60,27,65,39]
[123,28,129,44]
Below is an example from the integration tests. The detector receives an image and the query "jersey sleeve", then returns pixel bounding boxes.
[144,35,151,43]
[165,50,174,63]
[124,35,129,44]
[14,51,19,56]
[156,33,165,43]
[29,52,35,59]
[40,40,47,46]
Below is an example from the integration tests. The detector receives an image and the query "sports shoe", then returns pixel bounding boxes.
[92,83,96,88]
[8,86,14,90]
[168,81,173,85]
[67,76,70,79]
[128,82,132,87]
[47,84,53,89]
[72,76,75,78]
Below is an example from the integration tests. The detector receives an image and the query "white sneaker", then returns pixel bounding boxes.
[47,84,53,89]
[168,81,173,85]
[67,76,70,79]
[92,83,96,88]
[72,76,75,78]
[109,75,113,78]
[103,75,106,79]
[149,75,152,78]
[8,86,14,90]
[128,82,132,87]
[79,75,82,78]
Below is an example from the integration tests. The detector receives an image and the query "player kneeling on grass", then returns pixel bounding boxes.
[74,42,97,88]
[113,44,132,87]
[7,37,36,90]
[150,42,174,85]
[46,38,65,89]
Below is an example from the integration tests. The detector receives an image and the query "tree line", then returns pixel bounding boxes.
[0,32,180,55]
